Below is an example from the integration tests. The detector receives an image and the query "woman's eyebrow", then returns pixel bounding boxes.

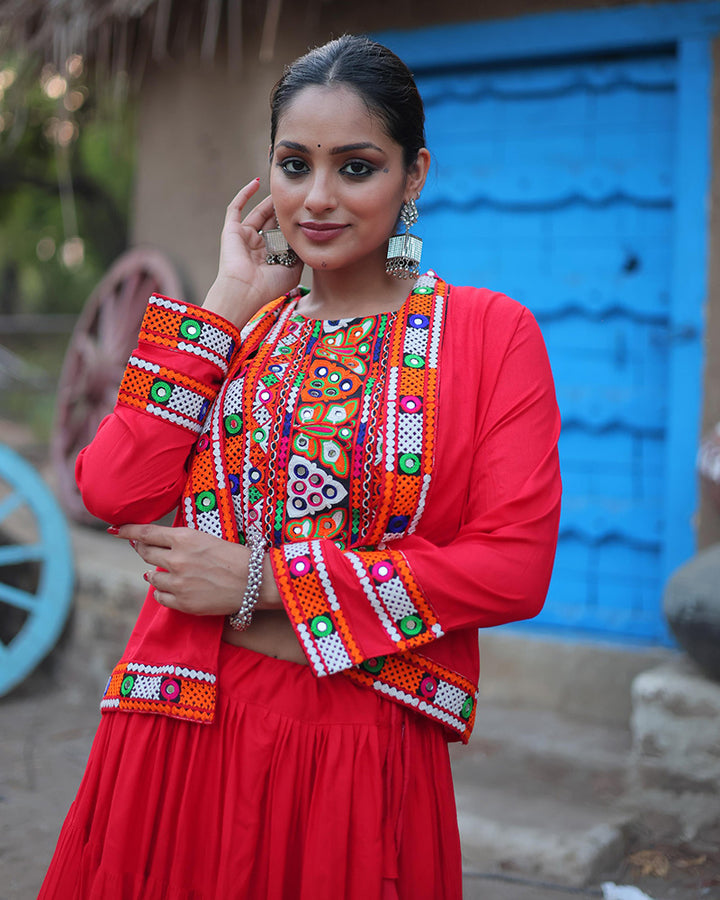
[276,140,385,155]
[330,142,384,155]
[276,140,310,152]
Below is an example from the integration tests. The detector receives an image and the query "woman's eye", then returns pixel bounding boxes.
[279,158,309,176]
[341,160,375,178]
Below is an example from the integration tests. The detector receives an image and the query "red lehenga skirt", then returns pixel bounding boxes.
[39,642,462,899]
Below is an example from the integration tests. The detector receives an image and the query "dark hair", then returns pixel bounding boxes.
[270,35,426,168]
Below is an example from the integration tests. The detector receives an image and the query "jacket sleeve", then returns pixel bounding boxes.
[270,304,562,677]
[75,294,242,524]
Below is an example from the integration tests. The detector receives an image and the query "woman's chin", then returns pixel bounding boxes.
[301,247,386,275]
[303,253,348,273]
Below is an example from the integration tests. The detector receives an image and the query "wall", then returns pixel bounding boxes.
[131,55,277,298]
[130,0,720,547]
[131,0,679,297]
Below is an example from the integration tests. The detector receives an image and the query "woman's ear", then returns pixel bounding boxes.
[406,148,431,199]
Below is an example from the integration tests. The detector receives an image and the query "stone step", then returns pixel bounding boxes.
[456,703,631,789]
[451,703,635,886]
[628,660,720,839]
[455,781,632,887]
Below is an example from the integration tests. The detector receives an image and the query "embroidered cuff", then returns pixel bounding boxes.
[101,661,217,724]
[271,540,442,677]
[139,294,242,376]
[271,540,364,676]
[346,651,478,743]
[117,357,217,434]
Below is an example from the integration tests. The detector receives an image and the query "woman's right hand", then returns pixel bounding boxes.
[202,178,302,329]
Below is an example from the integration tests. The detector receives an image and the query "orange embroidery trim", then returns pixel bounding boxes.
[118,358,217,433]
[101,661,216,725]
[139,295,242,374]
[347,649,478,743]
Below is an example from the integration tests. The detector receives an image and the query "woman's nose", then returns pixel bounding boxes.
[304,173,337,213]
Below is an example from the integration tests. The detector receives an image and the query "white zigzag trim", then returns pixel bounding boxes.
[149,295,187,313]
[346,552,402,643]
[123,662,215,683]
[408,473,433,536]
[101,698,120,708]
[297,622,327,676]
[177,340,229,374]
[429,292,443,368]
[310,541,340,612]
[146,404,201,433]
[128,356,160,373]
[384,368,398,473]
[184,495,196,529]
[210,383,226,490]
[175,666,216,683]
[372,682,465,732]
[126,662,175,674]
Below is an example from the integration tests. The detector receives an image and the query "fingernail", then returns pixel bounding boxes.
[143,572,150,582]
[254,176,260,181]
[106,526,119,535]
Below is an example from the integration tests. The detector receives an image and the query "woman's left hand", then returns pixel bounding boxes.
[111,524,256,617]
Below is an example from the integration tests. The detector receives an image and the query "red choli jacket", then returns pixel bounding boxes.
[78,275,561,743]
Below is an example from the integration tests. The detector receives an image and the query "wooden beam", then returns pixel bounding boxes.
[259,0,282,63]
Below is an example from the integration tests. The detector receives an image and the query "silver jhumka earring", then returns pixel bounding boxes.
[262,217,299,267]
[385,198,422,279]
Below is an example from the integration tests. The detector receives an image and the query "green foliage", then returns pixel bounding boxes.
[0,52,135,315]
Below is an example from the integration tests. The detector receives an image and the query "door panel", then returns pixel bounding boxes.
[417,51,681,642]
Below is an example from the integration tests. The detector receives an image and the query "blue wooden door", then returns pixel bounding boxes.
[416,50,689,643]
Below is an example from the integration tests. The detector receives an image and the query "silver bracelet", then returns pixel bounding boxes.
[228,540,266,631]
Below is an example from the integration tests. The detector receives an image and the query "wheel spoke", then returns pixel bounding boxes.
[75,331,99,367]
[106,278,145,364]
[0,543,44,567]
[0,491,24,525]
[62,408,94,453]
[117,269,142,311]
[61,367,91,410]
[99,283,129,344]
[56,365,89,407]
[0,580,37,611]
[104,384,121,408]
[97,295,115,342]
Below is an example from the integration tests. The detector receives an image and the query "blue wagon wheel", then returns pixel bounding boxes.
[0,444,74,696]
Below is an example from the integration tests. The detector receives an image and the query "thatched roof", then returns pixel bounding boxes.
[0,0,305,82]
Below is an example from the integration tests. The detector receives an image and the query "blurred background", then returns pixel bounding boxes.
[2,0,719,644]
[1,2,719,896]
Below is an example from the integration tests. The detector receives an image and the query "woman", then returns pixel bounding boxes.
[40,35,561,900]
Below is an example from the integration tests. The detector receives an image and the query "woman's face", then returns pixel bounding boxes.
[270,84,428,274]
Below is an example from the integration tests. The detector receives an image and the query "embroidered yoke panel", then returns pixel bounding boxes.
[183,300,389,550]
[181,274,447,552]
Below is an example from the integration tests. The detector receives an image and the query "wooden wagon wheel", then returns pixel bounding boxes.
[51,248,183,525]
[0,444,74,696]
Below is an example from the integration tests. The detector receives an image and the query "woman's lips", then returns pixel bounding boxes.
[298,222,349,243]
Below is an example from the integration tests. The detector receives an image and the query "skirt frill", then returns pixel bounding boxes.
[39,643,462,900]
